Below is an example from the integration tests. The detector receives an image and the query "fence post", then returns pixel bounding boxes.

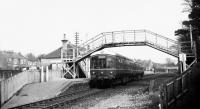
[46,66,49,82]
[41,66,44,82]
[149,80,155,94]
[159,84,167,109]
[86,58,90,78]
[0,81,1,106]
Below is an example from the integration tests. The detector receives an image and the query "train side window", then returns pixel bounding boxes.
[118,58,122,63]
[107,58,113,68]
[99,59,106,68]
[91,58,99,69]
[92,60,96,68]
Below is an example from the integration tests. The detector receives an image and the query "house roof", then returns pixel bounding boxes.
[0,51,27,59]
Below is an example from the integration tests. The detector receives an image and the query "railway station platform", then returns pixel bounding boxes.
[2,78,89,109]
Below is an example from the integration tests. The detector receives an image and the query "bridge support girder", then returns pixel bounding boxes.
[62,62,78,79]
[78,58,91,78]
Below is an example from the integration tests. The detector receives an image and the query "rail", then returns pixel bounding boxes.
[9,82,90,109]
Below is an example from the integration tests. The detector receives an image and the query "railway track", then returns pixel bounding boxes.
[64,73,176,109]
[9,73,176,109]
[9,87,102,109]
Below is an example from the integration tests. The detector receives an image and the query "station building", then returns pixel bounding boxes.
[41,36,82,70]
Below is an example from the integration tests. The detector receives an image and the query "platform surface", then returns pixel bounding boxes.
[2,78,88,109]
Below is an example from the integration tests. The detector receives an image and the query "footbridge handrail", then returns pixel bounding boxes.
[144,30,178,44]
[77,29,180,62]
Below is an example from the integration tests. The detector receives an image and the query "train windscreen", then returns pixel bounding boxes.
[91,55,114,69]
[91,56,106,69]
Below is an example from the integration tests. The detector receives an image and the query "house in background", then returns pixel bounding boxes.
[27,61,40,70]
[0,51,28,70]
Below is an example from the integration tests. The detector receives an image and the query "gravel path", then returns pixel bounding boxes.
[65,81,153,109]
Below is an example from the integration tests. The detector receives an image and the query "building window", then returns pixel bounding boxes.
[20,59,23,64]
[7,58,12,63]
[13,58,18,65]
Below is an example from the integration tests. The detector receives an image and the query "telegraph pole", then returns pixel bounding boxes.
[189,24,198,62]
[189,24,193,49]
[75,32,79,59]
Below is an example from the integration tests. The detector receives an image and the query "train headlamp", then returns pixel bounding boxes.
[110,71,113,74]
[101,72,103,74]
[92,72,95,74]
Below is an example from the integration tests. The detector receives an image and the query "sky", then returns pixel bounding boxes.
[0,0,188,63]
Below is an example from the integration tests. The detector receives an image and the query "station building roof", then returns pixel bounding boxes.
[43,47,62,59]
[43,43,78,59]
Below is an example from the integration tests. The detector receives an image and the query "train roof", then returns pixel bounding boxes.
[91,51,134,62]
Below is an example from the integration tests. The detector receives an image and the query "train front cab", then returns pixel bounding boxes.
[89,54,116,87]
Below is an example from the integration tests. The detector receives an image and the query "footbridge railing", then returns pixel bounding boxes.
[77,29,179,62]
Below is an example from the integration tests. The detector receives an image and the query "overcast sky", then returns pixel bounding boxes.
[0,0,187,63]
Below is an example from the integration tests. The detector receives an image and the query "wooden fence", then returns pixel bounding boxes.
[0,70,22,80]
[159,66,192,109]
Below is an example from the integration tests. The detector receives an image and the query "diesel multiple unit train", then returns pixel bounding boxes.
[89,53,144,88]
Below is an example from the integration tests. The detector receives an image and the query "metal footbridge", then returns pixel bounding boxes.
[63,29,195,78]
[77,30,180,62]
